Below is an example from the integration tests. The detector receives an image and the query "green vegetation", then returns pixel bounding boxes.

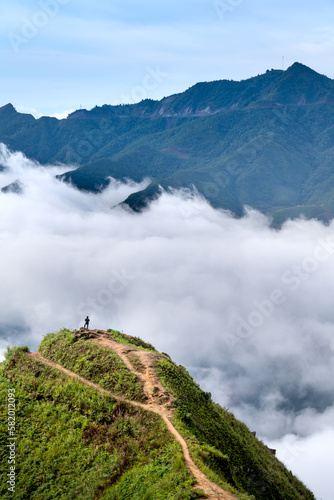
[103,449,199,500]
[0,346,202,499]
[1,345,30,368]
[39,329,147,402]
[0,330,315,499]
[157,359,315,500]
[1,63,334,222]
[108,329,157,352]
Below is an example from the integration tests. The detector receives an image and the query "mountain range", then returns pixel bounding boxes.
[1,62,334,222]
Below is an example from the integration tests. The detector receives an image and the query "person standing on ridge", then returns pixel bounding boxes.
[84,316,90,329]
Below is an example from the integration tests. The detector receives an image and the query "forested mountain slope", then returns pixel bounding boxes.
[1,62,334,222]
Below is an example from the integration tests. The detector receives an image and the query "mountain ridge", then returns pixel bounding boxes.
[0,328,315,499]
[2,63,333,123]
[1,62,334,223]
[59,63,334,119]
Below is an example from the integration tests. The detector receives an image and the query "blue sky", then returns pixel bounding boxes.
[1,0,334,117]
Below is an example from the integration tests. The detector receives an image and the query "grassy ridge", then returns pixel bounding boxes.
[157,359,315,500]
[39,329,147,402]
[0,346,202,499]
[107,329,157,352]
[0,331,316,499]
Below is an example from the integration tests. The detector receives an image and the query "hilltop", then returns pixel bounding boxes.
[1,63,334,222]
[0,328,315,499]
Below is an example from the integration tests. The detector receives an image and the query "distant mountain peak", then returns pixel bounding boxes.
[287,62,314,71]
[285,61,330,80]
[0,103,17,115]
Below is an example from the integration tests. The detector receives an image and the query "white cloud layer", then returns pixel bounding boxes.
[0,143,333,499]
[266,428,334,500]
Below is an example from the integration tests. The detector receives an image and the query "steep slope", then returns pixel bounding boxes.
[0,328,315,499]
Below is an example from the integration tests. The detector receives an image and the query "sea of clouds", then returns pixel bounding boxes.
[0,143,333,499]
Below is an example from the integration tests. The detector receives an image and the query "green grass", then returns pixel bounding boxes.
[0,347,202,500]
[0,332,316,500]
[107,329,157,352]
[39,329,147,402]
[157,358,315,500]
[103,448,201,500]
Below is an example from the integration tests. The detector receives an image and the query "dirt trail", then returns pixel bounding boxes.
[90,331,174,411]
[27,331,237,500]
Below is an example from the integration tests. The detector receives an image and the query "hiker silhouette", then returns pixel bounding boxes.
[84,316,90,329]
